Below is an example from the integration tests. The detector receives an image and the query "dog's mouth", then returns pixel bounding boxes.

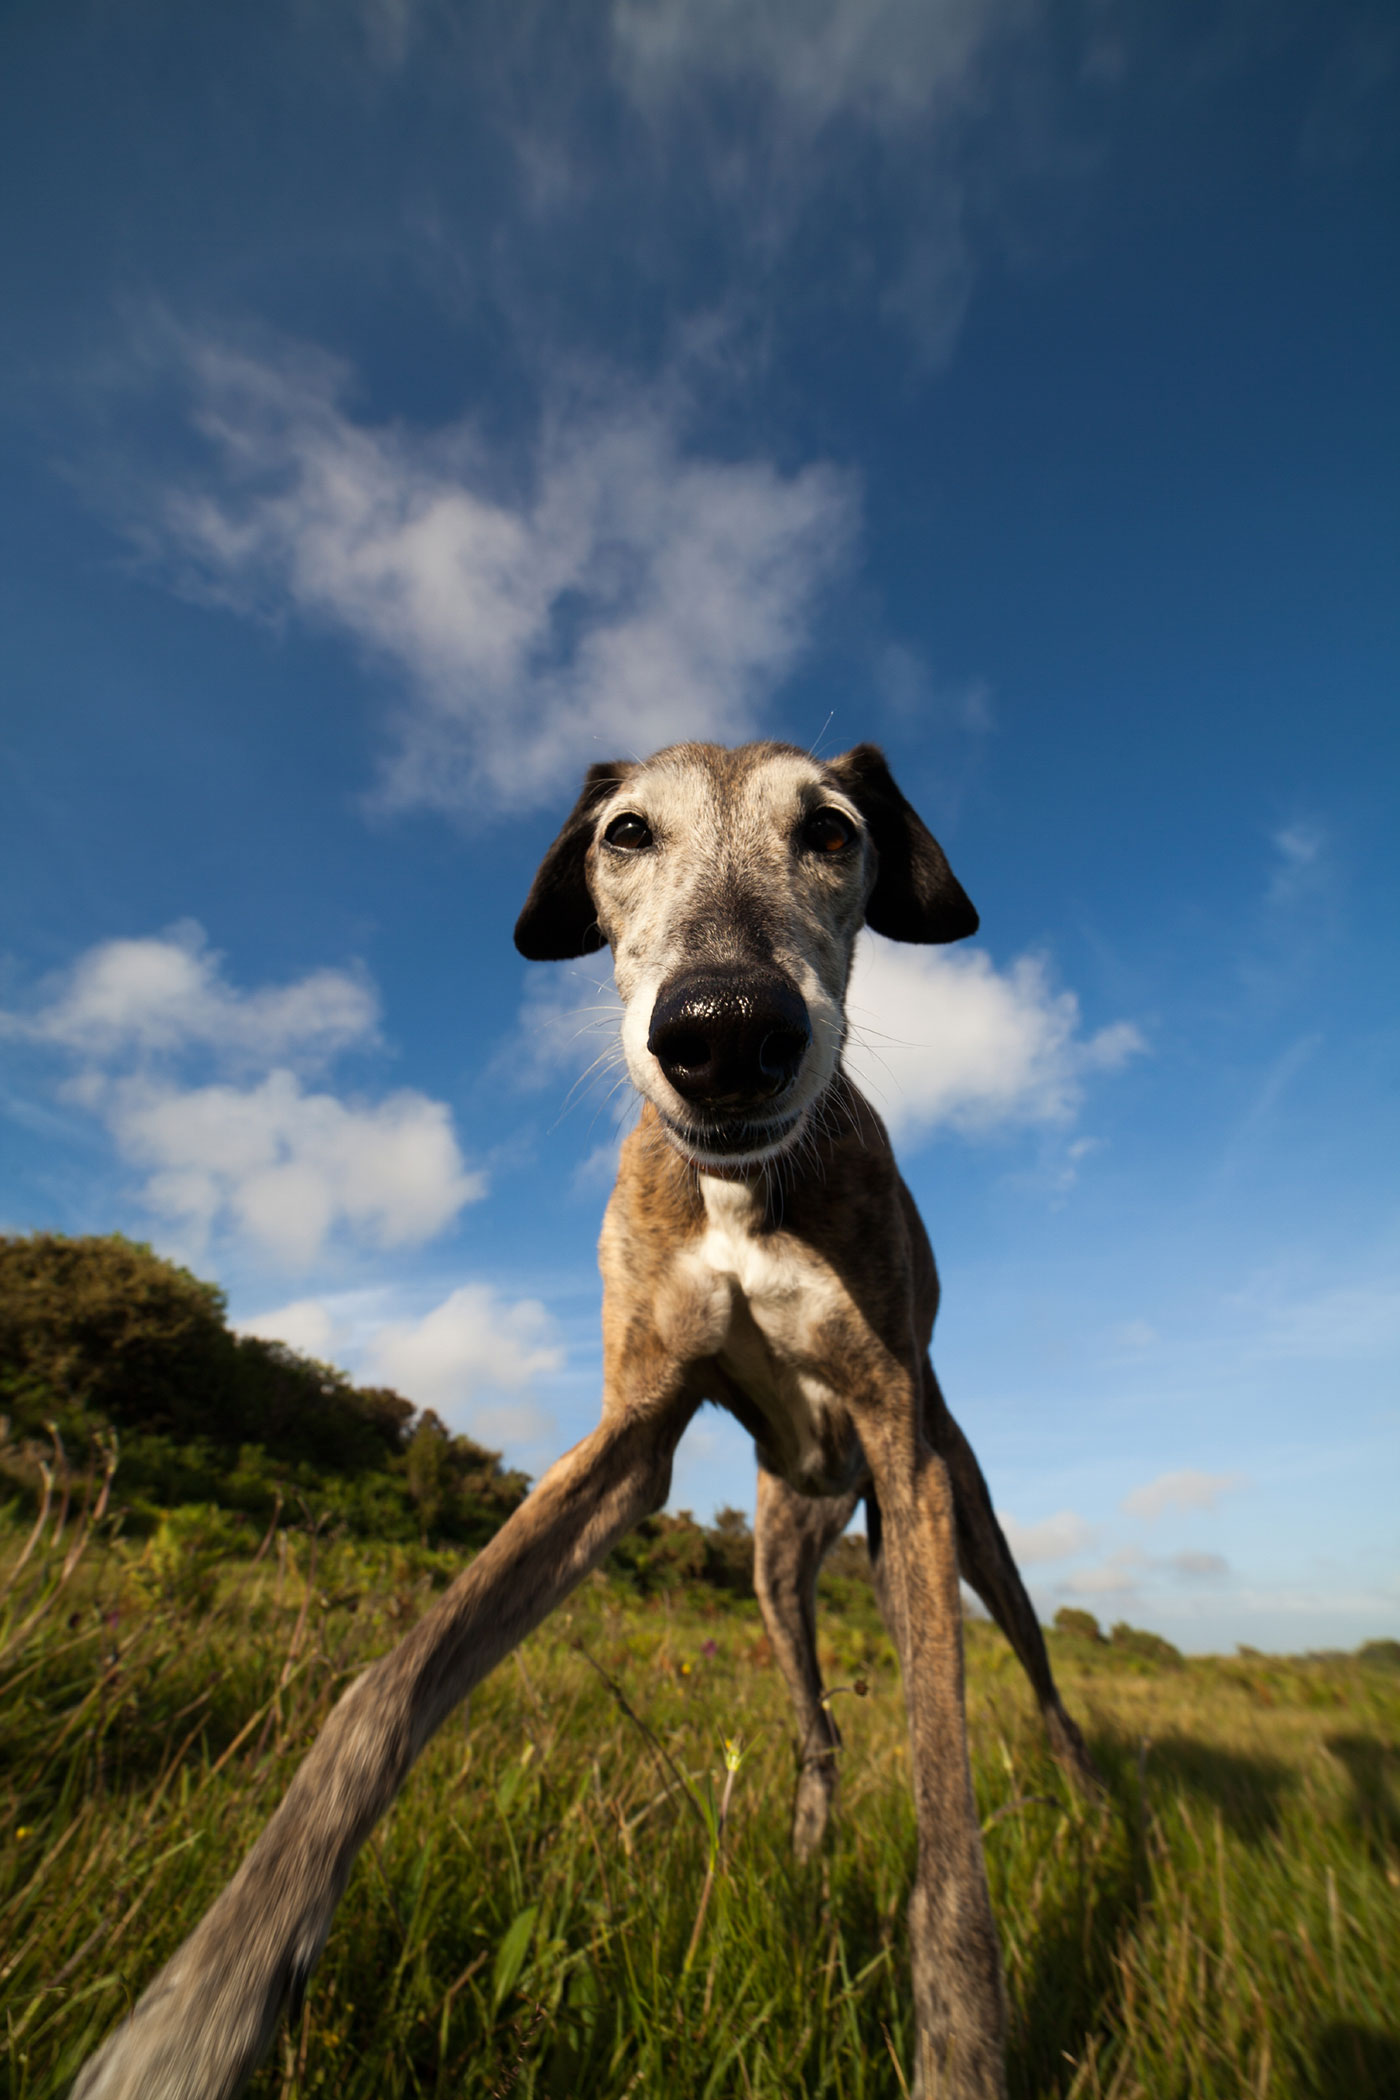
[657,1106,803,1170]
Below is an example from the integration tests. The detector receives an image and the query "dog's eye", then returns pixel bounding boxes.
[802,807,856,855]
[603,812,653,851]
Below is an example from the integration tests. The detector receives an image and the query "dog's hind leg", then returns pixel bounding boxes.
[753,1466,859,1860]
[922,1366,1101,1796]
[72,1399,695,2100]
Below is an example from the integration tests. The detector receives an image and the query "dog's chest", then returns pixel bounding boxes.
[685,1176,864,1496]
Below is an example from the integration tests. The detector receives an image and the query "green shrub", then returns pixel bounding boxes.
[130,1503,257,1614]
[1110,1620,1184,1668]
[0,1233,525,1548]
[1054,1606,1107,1644]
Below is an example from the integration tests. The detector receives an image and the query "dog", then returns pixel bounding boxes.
[74,740,1097,2100]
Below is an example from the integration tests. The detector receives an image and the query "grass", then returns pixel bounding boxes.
[2,1512,1398,2099]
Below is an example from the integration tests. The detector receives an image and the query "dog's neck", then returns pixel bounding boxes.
[695,1167,764,1229]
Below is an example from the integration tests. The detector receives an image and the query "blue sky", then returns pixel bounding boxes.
[2,0,1396,1651]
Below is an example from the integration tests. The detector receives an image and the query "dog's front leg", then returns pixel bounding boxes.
[859,1394,1007,2100]
[72,1399,694,2100]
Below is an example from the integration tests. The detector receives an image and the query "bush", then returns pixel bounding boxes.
[0,1232,229,1444]
[0,1233,526,1548]
[1053,1607,1106,1644]
[130,1504,257,1614]
[1110,1621,1184,1668]
[706,1506,755,1592]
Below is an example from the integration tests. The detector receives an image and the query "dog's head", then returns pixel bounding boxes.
[515,741,977,1171]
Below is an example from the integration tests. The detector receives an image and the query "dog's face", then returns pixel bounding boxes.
[516,741,978,1171]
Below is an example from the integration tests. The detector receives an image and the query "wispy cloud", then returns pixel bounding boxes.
[357,0,421,72]
[1061,1547,1147,1599]
[1227,1271,1400,1365]
[1055,1544,1234,1604]
[609,0,1098,368]
[1237,814,1341,1011]
[612,0,1026,137]
[1169,1551,1229,1583]
[5,928,482,1268]
[1121,1469,1245,1523]
[1300,14,1400,170]
[996,1507,1095,1564]
[1111,1319,1161,1352]
[125,332,857,813]
[843,935,1143,1144]
[503,963,626,1101]
[872,645,995,736]
[1266,819,1327,908]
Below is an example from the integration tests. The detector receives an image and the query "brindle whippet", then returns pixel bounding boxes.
[74,740,1097,2100]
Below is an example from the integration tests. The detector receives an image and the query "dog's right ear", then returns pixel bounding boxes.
[514,762,634,961]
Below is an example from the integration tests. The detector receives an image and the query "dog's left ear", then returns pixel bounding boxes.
[514,762,635,961]
[827,743,979,944]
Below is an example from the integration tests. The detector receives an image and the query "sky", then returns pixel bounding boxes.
[1,0,1396,1653]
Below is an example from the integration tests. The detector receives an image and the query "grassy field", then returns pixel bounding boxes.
[2,1510,1398,2100]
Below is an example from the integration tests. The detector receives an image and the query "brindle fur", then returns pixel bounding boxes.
[74,740,1096,2100]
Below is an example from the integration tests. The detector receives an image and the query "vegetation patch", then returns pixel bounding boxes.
[2,1234,1398,2095]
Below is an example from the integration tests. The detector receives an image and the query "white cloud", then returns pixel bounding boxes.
[996,1507,1094,1564]
[1121,1469,1245,1523]
[232,1281,567,1457]
[9,926,482,1269]
[361,1283,565,1445]
[10,924,377,1066]
[843,935,1143,1142]
[92,1070,482,1268]
[505,929,1142,1160]
[237,1296,341,1359]
[141,336,857,812]
[1169,1551,1229,1583]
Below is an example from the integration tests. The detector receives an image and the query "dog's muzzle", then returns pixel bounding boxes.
[647,967,811,1156]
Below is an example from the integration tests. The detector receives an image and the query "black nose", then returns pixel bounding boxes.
[647,968,811,1112]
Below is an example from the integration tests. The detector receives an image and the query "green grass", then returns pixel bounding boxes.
[2,1515,1398,2099]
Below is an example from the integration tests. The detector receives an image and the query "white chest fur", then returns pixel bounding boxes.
[685,1175,863,1496]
